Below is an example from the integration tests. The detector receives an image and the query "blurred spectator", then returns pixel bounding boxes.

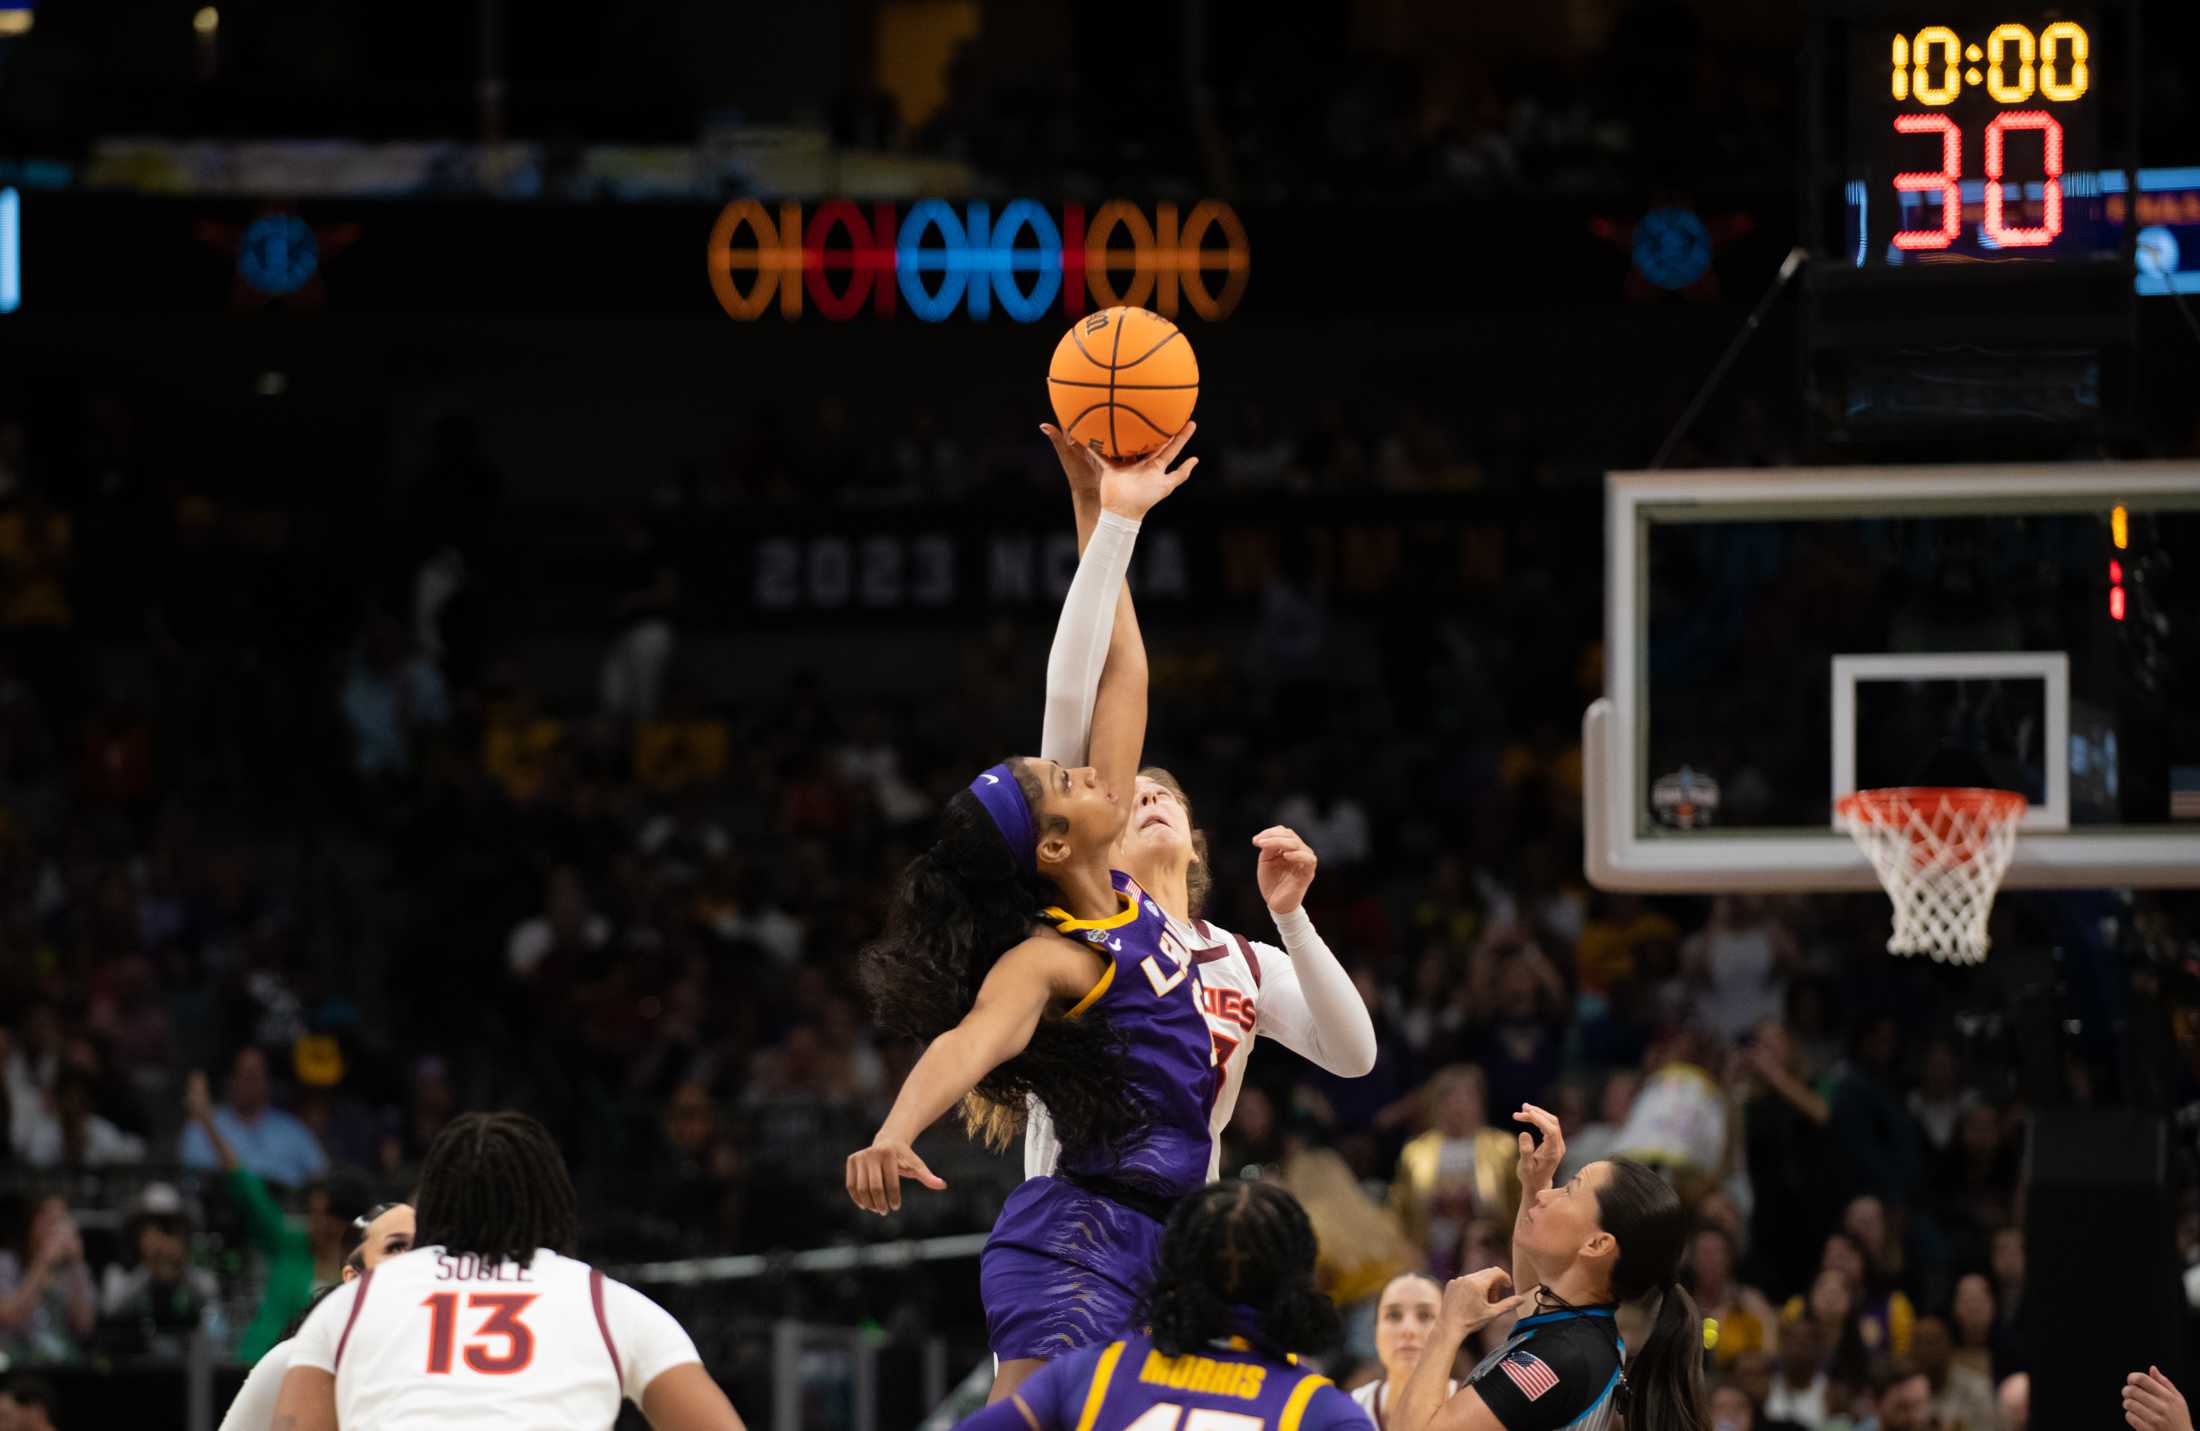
[1387,947,1471,1067]
[1950,1271,2014,1384]
[97,1183,223,1355]
[1841,1197,1916,1329]
[178,1047,328,1189]
[3,1005,63,1144]
[1692,1223,1777,1369]
[1870,1362,1934,1431]
[1765,1318,1831,1427]
[1741,1020,1836,1293]
[0,1195,95,1365]
[1557,1069,1639,1181]
[338,613,451,781]
[600,517,679,721]
[1388,1064,1518,1277]
[1829,1015,1927,1208]
[506,866,612,982]
[1825,1230,1913,1362]
[1912,1314,1996,1431]
[1684,895,1803,1045]
[1987,1227,2030,1376]
[14,1067,145,1169]
[1575,893,1680,1002]
[1995,1371,2028,1431]
[1610,1030,1730,1195]
[1710,1378,1758,1431]
[1907,1040,1977,1153]
[1788,1265,1875,1387]
[181,1072,313,1361]
[1463,925,1568,1117]
[0,1371,60,1431]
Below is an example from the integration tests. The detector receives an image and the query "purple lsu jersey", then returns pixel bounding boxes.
[978,873,1219,1361]
[957,1333,1364,1431]
[1049,872,1218,1195]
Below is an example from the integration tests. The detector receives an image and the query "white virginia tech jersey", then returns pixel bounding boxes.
[1026,897,1322,1182]
[290,1246,701,1429]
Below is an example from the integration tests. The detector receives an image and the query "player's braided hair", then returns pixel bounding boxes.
[1141,1179,1342,1359]
[859,760,1145,1156]
[413,1112,579,1266]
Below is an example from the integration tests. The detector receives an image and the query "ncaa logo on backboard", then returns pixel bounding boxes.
[1652,766,1721,829]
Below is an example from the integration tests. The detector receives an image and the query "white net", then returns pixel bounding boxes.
[1836,788,2025,964]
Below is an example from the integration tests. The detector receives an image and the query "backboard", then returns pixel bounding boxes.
[1585,463,2200,890]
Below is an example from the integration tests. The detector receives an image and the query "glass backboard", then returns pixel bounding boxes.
[1585,464,2200,889]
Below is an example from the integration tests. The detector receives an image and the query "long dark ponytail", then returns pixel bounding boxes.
[1596,1159,1709,1431]
[1142,1180,1342,1359]
[858,767,1143,1156]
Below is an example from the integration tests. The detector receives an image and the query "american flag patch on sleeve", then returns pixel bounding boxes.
[1500,1351,1560,1400]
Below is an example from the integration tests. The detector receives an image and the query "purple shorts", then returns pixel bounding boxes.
[980,1176,1167,1361]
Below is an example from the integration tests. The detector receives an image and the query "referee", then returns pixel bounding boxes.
[1392,1107,1709,1431]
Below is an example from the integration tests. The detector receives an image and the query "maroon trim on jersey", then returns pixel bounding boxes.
[333,1267,375,1372]
[1229,932,1263,987]
[590,1267,625,1393]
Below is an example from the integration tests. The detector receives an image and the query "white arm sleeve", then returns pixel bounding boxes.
[1037,510,1140,766]
[1248,909,1378,1078]
[601,1276,704,1404]
[219,1339,294,1431]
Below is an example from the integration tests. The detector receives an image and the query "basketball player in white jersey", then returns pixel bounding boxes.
[220,1198,415,1429]
[1022,425,1379,1186]
[273,1111,745,1430]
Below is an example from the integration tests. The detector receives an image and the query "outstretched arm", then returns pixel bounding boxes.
[847,936,1105,1215]
[1242,827,1377,1078]
[1037,423,1196,800]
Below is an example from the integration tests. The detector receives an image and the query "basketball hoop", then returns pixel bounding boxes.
[1835,787,2026,964]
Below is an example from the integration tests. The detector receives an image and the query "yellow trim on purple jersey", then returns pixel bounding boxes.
[1064,960,1116,1020]
[1072,1339,1129,1431]
[1043,890,1142,934]
[1277,1371,1336,1431]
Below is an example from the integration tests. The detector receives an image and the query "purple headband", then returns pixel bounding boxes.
[970,762,1037,872]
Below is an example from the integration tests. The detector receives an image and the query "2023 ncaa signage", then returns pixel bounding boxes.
[705,198,1249,322]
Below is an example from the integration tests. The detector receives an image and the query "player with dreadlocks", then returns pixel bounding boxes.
[953,1180,1421,1431]
[274,1111,747,1430]
[847,427,1206,1402]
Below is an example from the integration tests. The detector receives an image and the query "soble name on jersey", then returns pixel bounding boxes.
[1136,1349,1267,1400]
[434,1253,536,1283]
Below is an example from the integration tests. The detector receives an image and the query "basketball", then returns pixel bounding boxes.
[1047,306,1199,460]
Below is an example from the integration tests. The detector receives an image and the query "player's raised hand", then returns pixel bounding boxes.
[1097,422,1198,522]
[2126,1367,2194,1431]
[1039,423,1106,504]
[1252,826,1318,916]
[845,1136,948,1216]
[1439,1267,1529,1335]
[1514,1103,1566,1193]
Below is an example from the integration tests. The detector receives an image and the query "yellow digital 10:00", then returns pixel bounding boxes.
[1890,22,2089,105]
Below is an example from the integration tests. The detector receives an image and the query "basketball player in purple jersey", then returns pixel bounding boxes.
[1022,423,1378,1188]
[954,1181,1511,1431]
[848,426,1214,1404]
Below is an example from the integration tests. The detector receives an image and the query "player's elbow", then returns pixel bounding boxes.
[1332,1035,1379,1079]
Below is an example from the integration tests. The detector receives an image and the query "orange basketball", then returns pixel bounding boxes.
[1047,306,1198,460]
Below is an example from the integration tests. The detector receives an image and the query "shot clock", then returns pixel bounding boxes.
[1845,12,2112,263]
[1801,0,2137,452]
